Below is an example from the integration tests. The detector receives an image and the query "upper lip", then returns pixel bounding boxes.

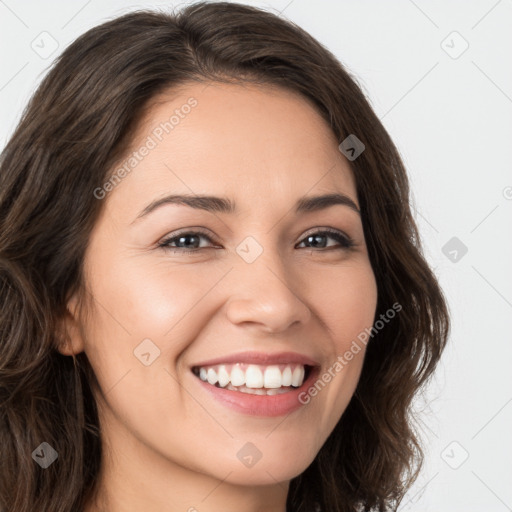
[191,351,320,368]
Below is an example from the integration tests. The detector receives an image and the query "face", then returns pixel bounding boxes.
[61,81,378,488]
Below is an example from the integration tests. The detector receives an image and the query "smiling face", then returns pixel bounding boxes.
[60,81,378,502]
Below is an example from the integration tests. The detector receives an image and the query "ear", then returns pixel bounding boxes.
[55,292,86,356]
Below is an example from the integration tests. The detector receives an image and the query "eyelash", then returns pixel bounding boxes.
[158,227,355,254]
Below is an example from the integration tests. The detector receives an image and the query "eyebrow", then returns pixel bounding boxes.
[132,192,360,224]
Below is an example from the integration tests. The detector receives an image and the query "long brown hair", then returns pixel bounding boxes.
[0,3,449,511]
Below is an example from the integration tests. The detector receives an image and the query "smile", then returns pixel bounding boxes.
[192,363,312,395]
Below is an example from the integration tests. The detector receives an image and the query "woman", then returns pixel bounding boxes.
[0,2,449,511]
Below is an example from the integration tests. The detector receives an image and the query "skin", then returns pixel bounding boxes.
[58,81,378,512]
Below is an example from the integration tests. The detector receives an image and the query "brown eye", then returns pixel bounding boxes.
[158,229,217,254]
[297,229,354,250]
[158,228,355,255]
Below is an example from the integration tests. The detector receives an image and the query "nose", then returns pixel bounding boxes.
[224,246,311,334]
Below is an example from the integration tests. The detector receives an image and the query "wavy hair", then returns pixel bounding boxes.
[0,2,449,511]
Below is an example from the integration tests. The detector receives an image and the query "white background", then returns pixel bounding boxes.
[1,1,511,510]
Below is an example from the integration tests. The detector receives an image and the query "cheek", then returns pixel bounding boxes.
[86,255,223,347]
[80,261,217,462]
[302,260,377,424]
[80,259,231,424]
[309,259,378,344]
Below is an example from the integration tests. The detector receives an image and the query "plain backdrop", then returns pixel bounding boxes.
[1,1,511,511]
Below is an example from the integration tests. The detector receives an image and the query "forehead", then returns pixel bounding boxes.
[104,81,358,220]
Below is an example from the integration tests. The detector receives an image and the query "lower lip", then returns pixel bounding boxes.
[192,366,320,417]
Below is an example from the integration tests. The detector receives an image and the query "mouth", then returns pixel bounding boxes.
[189,350,322,416]
[191,363,315,396]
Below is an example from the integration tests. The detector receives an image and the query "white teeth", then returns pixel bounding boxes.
[206,368,218,386]
[291,366,305,387]
[245,365,264,388]
[263,365,283,388]
[281,367,293,386]
[217,365,230,388]
[195,362,309,390]
[230,365,246,386]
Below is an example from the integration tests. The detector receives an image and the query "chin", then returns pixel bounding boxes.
[208,448,317,487]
